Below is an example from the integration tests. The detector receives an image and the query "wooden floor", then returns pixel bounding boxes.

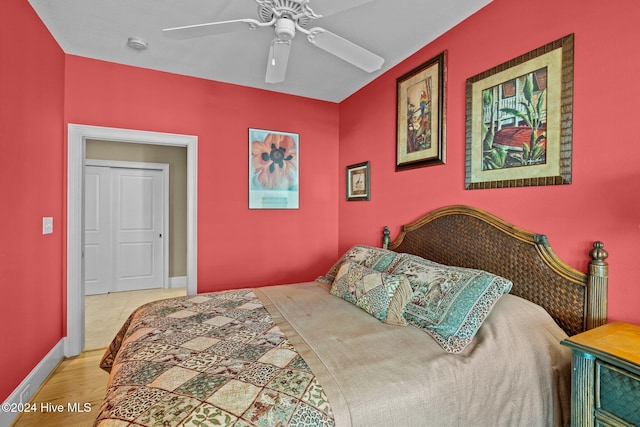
[11,349,109,427]
[85,287,185,350]
[11,288,186,426]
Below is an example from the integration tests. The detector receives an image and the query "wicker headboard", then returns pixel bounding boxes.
[383,205,608,336]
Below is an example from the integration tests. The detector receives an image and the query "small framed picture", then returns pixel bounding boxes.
[346,161,370,201]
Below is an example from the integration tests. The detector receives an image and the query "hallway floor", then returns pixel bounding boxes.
[84,287,186,350]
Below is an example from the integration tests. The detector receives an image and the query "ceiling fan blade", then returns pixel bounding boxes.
[265,39,292,84]
[163,18,262,40]
[306,28,384,73]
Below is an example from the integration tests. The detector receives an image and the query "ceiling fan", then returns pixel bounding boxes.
[162,0,384,84]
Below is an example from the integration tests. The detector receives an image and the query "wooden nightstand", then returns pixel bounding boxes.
[561,322,640,427]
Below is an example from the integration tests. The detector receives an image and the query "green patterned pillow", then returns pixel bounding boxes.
[317,245,400,284]
[391,257,512,353]
[330,262,413,326]
[387,253,443,292]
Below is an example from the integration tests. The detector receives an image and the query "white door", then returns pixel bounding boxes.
[84,165,165,295]
[112,168,164,292]
[84,166,112,295]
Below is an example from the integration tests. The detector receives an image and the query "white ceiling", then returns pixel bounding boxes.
[28,0,491,102]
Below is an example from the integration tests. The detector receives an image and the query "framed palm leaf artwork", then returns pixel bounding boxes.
[465,34,574,189]
[249,128,299,209]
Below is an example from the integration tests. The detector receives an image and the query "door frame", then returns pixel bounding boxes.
[67,124,198,357]
[85,160,170,293]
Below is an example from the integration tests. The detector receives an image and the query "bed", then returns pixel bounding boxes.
[96,205,609,427]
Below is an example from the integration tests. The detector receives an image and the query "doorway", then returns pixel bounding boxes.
[67,124,198,357]
[85,161,168,295]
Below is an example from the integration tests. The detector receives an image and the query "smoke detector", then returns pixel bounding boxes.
[127,37,148,50]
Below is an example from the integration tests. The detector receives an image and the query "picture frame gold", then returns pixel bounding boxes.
[346,161,370,201]
[396,51,446,170]
[465,34,574,189]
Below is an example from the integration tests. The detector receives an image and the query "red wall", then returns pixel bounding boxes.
[3,0,639,406]
[0,0,65,402]
[339,0,640,325]
[64,56,340,291]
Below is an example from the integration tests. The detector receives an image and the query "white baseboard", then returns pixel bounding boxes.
[0,339,65,427]
[169,276,187,289]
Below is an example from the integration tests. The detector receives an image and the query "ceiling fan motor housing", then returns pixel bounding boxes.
[275,18,296,40]
[257,0,313,28]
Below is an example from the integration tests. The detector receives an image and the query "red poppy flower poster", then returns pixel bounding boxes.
[249,128,299,209]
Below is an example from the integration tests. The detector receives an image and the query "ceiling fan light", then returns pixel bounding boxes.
[275,18,296,40]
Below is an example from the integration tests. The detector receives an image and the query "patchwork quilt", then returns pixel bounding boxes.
[97,281,572,427]
[96,289,335,426]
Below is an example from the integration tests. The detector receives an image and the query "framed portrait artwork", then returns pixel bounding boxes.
[346,161,370,201]
[465,34,574,189]
[249,128,299,209]
[396,51,446,170]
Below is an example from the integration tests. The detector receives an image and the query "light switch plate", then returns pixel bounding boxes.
[43,217,53,235]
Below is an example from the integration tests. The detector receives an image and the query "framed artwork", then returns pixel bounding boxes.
[249,128,299,209]
[396,51,446,170]
[346,161,370,201]
[465,34,574,189]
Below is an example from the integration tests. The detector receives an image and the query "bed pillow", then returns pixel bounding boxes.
[317,245,401,284]
[330,261,413,326]
[391,255,512,353]
[387,253,444,292]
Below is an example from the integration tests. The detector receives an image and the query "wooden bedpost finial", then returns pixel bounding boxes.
[589,241,608,265]
[587,241,608,330]
[383,226,390,249]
